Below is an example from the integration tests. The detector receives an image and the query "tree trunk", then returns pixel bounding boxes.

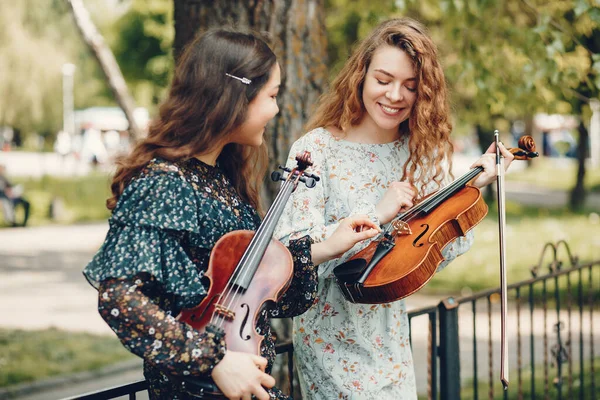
[173,0,328,204]
[65,0,143,140]
[173,0,327,392]
[569,120,588,211]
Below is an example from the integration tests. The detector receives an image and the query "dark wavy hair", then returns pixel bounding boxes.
[108,29,277,210]
[307,17,453,196]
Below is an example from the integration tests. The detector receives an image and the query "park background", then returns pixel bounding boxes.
[0,0,599,399]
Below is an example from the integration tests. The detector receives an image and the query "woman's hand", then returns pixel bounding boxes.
[211,351,275,400]
[470,142,515,188]
[375,181,417,225]
[311,215,380,265]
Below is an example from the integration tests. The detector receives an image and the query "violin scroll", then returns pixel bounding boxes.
[271,151,321,189]
[508,135,538,160]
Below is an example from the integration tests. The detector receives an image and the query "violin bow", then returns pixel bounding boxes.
[495,130,509,390]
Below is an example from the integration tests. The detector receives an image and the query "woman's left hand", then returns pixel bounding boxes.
[469,141,515,188]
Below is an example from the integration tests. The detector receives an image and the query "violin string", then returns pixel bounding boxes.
[211,174,297,327]
[218,173,301,327]
[210,179,290,327]
[218,179,292,320]
[383,167,482,235]
[209,182,280,327]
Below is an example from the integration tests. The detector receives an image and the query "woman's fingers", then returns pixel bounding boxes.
[354,228,380,240]
[252,387,270,400]
[347,215,380,231]
[260,372,276,388]
[251,355,268,371]
[497,142,514,170]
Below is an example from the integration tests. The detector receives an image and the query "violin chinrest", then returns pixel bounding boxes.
[333,259,368,283]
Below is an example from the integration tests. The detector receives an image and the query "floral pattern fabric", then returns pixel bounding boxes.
[84,158,318,399]
[276,128,474,400]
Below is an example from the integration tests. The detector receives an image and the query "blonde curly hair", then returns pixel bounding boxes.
[307,17,453,196]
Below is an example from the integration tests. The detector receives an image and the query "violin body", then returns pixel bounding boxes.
[178,231,293,353]
[334,135,538,305]
[336,185,487,304]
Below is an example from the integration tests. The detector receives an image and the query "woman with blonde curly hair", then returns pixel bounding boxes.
[276,17,513,399]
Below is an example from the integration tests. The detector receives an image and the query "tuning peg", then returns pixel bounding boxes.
[271,171,284,182]
[303,172,320,182]
[300,176,316,188]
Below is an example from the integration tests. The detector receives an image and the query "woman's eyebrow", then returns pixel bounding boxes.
[374,68,394,78]
[374,68,416,81]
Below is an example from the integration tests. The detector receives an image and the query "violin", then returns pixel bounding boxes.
[333,136,538,304]
[176,152,319,397]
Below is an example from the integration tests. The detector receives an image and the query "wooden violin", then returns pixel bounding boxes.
[333,136,538,304]
[176,152,319,397]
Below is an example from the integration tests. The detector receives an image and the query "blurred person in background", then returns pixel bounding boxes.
[80,122,108,168]
[0,163,30,227]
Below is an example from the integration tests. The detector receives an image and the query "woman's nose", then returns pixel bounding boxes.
[385,84,403,102]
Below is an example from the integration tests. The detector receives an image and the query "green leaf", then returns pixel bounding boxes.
[592,60,600,75]
[588,7,600,25]
[574,0,590,17]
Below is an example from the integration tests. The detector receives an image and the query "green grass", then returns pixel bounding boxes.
[0,328,135,388]
[457,358,600,400]
[1,173,112,227]
[424,202,600,296]
[506,157,600,193]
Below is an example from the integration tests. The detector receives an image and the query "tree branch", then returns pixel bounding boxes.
[65,0,144,140]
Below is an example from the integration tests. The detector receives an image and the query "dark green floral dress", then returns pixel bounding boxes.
[84,158,318,399]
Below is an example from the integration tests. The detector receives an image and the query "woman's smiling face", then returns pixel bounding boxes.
[360,44,417,136]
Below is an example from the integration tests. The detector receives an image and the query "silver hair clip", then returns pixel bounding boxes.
[225,73,251,85]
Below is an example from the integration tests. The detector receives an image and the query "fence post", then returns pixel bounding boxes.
[438,297,461,400]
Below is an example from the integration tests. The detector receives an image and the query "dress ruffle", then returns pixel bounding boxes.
[112,164,200,233]
[84,166,207,308]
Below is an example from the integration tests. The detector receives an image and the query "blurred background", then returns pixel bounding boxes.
[0,0,598,399]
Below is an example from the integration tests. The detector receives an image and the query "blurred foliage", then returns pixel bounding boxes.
[109,0,173,108]
[0,0,118,142]
[324,0,600,133]
[2,1,598,149]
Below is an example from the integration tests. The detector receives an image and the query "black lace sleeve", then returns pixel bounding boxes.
[98,276,226,377]
[268,235,318,318]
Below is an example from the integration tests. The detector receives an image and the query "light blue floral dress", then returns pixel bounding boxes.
[276,128,474,400]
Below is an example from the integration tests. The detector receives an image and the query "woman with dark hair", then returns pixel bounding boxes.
[276,18,514,399]
[84,29,379,400]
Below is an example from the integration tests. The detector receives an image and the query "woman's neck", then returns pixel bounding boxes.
[195,147,222,166]
[344,117,401,144]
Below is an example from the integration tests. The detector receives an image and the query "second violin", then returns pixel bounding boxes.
[333,136,538,304]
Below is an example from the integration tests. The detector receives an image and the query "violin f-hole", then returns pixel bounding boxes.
[239,303,252,341]
[412,224,429,248]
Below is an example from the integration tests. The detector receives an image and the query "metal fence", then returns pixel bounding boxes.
[67,240,598,400]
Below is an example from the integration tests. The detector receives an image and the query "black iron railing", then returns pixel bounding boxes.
[66,241,598,400]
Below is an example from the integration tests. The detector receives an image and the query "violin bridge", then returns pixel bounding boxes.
[214,304,235,321]
[391,220,412,237]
